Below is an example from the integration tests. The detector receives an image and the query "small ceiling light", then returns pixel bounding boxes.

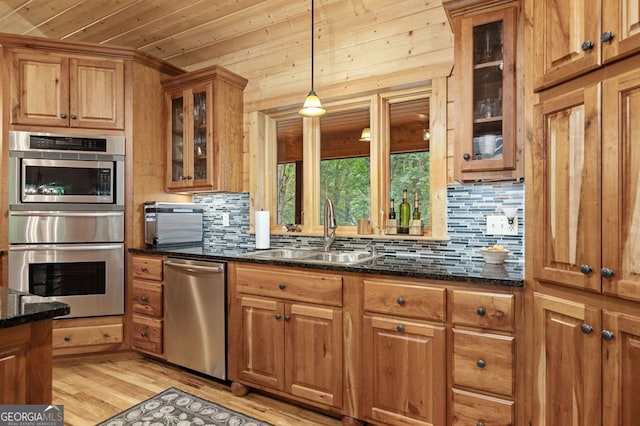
[359,127,371,142]
[299,0,326,117]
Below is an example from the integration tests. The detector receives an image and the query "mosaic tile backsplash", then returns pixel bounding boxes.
[194,181,524,264]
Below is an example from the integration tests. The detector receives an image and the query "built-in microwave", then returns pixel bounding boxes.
[8,131,125,208]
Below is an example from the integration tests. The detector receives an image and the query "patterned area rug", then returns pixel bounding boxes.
[97,387,272,426]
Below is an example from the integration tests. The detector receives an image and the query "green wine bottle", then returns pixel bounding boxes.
[399,189,410,234]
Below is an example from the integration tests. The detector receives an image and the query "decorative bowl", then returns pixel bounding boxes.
[479,249,509,264]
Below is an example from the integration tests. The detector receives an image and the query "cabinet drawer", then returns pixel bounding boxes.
[452,388,514,425]
[132,256,163,281]
[53,322,123,349]
[451,290,514,331]
[132,280,164,317]
[235,265,343,306]
[132,315,163,354]
[363,279,446,322]
[453,329,514,397]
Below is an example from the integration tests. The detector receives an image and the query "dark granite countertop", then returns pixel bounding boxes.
[0,287,70,329]
[130,245,524,287]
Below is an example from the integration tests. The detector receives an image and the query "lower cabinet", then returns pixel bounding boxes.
[130,254,165,357]
[532,292,640,425]
[227,262,523,425]
[229,263,344,410]
[361,278,447,426]
[52,316,124,356]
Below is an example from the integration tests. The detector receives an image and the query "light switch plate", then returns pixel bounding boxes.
[222,213,230,226]
[486,215,518,236]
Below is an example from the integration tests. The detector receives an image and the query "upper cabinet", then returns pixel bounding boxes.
[445,0,521,182]
[9,49,125,130]
[163,65,247,193]
[534,0,640,90]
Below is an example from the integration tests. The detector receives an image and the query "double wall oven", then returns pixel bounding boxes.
[8,131,125,318]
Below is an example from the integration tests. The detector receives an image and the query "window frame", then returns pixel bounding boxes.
[249,78,448,240]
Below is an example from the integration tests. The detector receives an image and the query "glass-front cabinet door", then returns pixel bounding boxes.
[166,84,211,190]
[453,4,518,181]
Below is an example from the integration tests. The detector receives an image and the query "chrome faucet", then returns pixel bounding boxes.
[323,198,337,251]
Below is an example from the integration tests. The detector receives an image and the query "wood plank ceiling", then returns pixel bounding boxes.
[0,1,450,122]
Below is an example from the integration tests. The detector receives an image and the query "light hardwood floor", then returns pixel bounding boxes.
[52,351,342,426]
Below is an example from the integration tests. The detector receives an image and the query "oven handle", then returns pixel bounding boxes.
[9,243,123,251]
[9,211,123,217]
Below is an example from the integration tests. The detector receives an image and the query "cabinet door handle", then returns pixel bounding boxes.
[141,266,148,272]
[581,324,593,335]
[64,336,71,342]
[463,153,471,161]
[476,359,486,368]
[601,330,614,341]
[284,315,291,321]
[477,422,485,426]
[70,114,77,120]
[601,31,614,43]
[278,283,286,290]
[477,307,486,316]
[141,331,148,338]
[601,267,614,278]
[581,40,594,51]
[397,297,405,305]
[580,264,592,274]
[60,113,67,119]
[141,296,148,303]
[275,313,282,320]
[396,324,405,332]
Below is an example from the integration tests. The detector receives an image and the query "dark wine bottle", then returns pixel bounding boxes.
[413,192,421,220]
[389,199,396,219]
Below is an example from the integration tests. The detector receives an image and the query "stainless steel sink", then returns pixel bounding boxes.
[244,248,379,265]
[303,251,377,265]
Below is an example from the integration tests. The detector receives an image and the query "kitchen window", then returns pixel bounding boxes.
[252,80,447,239]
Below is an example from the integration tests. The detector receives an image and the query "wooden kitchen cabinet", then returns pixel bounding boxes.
[230,264,343,409]
[163,65,247,193]
[445,1,520,181]
[131,255,165,357]
[361,278,446,426]
[534,0,640,90]
[450,289,516,425]
[533,61,640,301]
[9,49,125,130]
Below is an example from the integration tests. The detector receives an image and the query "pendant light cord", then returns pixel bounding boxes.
[310,0,315,92]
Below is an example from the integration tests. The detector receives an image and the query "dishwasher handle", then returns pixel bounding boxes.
[165,259,224,274]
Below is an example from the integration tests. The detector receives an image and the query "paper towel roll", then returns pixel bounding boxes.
[255,210,270,249]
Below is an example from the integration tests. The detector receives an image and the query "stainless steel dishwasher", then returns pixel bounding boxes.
[164,257,227,380]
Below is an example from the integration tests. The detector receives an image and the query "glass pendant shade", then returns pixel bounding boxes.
[359,127,371,141]
[299,90,326,116]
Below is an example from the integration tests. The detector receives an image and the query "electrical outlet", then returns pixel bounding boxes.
[222,213,230,227]
[486,215,518,236]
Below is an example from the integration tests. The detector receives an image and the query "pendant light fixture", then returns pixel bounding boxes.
[299,0,326,117]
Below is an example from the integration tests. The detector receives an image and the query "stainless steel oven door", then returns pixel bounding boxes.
[9,211,124,244]
[8,243,124,318]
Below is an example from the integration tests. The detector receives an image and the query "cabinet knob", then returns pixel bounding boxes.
[396,324,405,332]
[581,40,594,51]
[601,267,614,278]
[141,296,148,303]
[397,297,405,305]
[141,331,148,338]
[275,313,282,320]
[601,31,614,43]
[601,330,615,341]
[284,315,291,321]
[141,266,148,272]
[580,264,592,274]
[477,422,485,426]
[64,336,71,342]
[477,307,486,316]
[60,113,67,119]
[463,153,471,161]
[581,324,593,335]
[278,283,286,290]
[70,114,77,120]
[476,359,486,368]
